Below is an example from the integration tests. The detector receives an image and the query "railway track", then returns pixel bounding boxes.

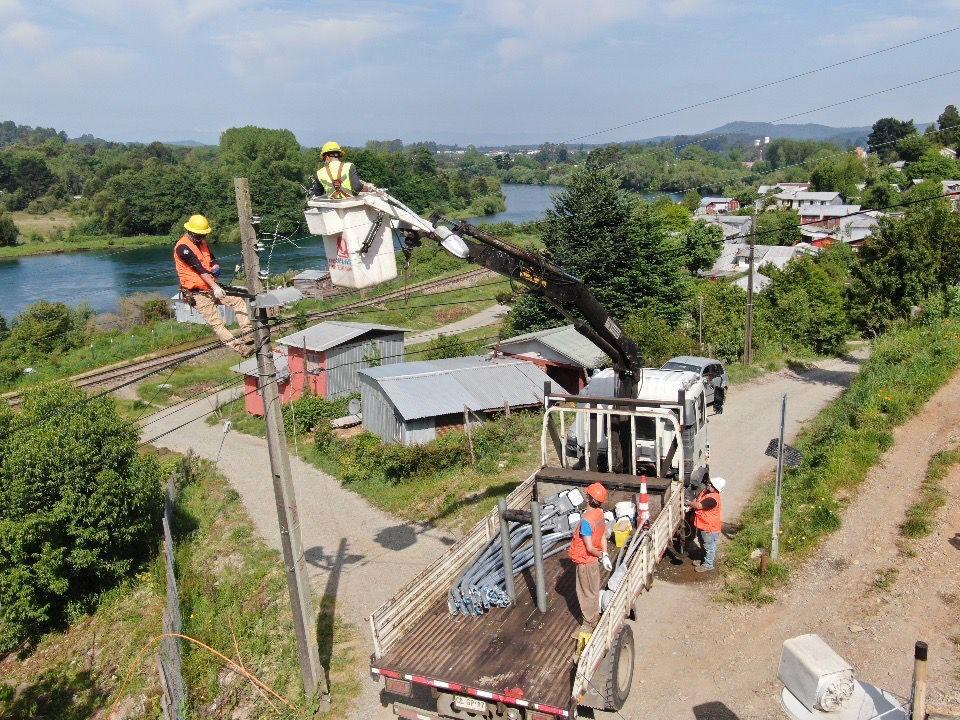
[3,268,497,408]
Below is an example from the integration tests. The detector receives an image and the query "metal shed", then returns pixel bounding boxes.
[358,356,557,445]
[279,321,408,400]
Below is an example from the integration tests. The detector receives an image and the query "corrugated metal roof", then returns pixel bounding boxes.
[494,324,608,368]
[233,350,290,380]
[360,356,556,420]
[278,321,408,352]
[293,269,329,280]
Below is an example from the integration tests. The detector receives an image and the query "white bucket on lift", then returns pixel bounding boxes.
[304,194,398,289]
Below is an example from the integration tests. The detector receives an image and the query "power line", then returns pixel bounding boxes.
[562,26,959,144]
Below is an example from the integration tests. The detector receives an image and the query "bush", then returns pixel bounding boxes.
[0,301,93,384]
[283,393,353,436]
[424,333,468,359]
[0,385,164,650]
[625,307,697,366]
[0,210,17,246]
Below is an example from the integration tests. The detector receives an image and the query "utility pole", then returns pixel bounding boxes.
[744,214,756,365]
[698,294,704,353]
[234,178,328,704]
[770,393,787,561]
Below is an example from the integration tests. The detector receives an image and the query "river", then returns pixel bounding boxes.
[0,183,679,318]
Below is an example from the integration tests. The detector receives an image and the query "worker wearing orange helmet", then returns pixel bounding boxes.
[174,214,254,356]
[312,141,383,199]
[568,482,612,631]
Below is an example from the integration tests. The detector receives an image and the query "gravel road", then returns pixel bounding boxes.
[140,351,865,718]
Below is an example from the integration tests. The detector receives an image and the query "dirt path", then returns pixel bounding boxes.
[601,370,960,720]
[405,303,509,346]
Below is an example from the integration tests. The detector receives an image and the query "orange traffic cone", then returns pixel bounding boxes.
[638,476,651,529]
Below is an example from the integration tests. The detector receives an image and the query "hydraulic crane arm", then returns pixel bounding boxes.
[411,217,642,400]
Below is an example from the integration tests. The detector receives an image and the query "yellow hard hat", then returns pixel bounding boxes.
[184,214,212,235]
[321,141,342,156]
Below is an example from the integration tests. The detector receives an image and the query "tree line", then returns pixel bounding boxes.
[0,124,505,241]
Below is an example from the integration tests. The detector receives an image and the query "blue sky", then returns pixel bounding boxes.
[1,0,959,146]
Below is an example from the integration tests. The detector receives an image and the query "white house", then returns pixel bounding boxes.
[775,190,843,210]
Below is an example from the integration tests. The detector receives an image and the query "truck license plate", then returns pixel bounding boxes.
[454,695,487,713]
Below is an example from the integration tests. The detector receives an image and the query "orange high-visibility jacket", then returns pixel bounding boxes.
[568,506,605,565]
[174,234,214,291]
[693,490,722,533]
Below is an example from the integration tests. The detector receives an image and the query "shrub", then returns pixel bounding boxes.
[424,333,468,360]
[282,393,353,436]
[0,210,17,246]
[0,385,164,650]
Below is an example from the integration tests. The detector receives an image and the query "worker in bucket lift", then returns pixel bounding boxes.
[568,482,613,633]
[312,141,383,199]
[174,214,254,357]
[688,476,726,572]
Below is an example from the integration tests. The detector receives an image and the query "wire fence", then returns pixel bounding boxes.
[158,471,187,720]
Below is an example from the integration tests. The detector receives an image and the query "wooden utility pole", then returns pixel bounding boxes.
[234,178,328,704]
[910,641,928,720]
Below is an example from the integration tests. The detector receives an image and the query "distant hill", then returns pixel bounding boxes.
[705,121,873,143]
[166,140,210,148]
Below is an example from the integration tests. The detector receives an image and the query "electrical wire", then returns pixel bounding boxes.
[561,26,960,144]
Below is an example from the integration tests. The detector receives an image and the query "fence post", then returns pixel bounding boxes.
[159,473,187,720]
[464,405,476,465]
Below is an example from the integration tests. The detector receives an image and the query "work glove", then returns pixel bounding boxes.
[601,553,612,572]
[211,263,221,278]
[211,284,226,300]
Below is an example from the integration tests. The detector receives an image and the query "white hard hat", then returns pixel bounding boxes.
[710,477,727,493]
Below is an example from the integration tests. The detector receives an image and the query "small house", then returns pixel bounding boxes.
[233,320,407,416]
[171,293,236,326]
[696,197,740,215]
[944,180,960,211]
[358,356,557,445]
[233,349,294,417]
[705,242,818,278]
[775,190,843,209]
[293,269,338,299]
[491,324,608,393]
[798,204,861,230]
[699,214,753,239]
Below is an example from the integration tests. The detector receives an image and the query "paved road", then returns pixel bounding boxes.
[405,303,509,346]
[140,351,865,718]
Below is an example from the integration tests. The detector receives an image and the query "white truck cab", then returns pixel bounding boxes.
[567,368,711,491]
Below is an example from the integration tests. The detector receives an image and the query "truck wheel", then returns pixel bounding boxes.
[597,625,635,711]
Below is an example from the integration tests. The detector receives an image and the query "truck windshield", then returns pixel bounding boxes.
[662,362,701,374]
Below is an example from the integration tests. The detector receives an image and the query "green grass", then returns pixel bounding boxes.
[3,320,212,393]
[0,451,362,719]
[900,446,960,538]
[722,319,960,603]
[870,567,900,593]
[0,233,175,258]
[137,355,239,408]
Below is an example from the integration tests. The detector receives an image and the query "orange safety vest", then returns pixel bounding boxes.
[174,234,214,291]
[568,506,605,565]
[693,490,722,533]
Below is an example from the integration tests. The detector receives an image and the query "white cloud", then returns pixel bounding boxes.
[216,11,395,79]
[0,20,48,51]
[819,16,926,50]
[0,0,24,21]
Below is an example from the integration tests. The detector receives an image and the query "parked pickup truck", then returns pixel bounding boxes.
[369,391,690,719]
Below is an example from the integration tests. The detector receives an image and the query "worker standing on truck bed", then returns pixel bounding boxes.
[568,482,613,632]
[688,477,726,572]
[174,214,254,356]
[312,141,382,198]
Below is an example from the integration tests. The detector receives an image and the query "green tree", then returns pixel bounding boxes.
[896,133,930,162]
[693,280,751,362]
[0,384,163,650]
[809,153,865,198]
[868,117,917,159]
[681,190,701,211]
[0,210,17,246]
[681,219,724,274]
[848,193,960,334]
[935,104,960,148]
[9,152,56,201]
[754,209,802,246]
[761,255,850,355]
[508,167,689,335]
[624,308,696,366]
[908,148,960,181]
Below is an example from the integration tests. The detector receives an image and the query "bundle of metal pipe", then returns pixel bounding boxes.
[448,491,582,616]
